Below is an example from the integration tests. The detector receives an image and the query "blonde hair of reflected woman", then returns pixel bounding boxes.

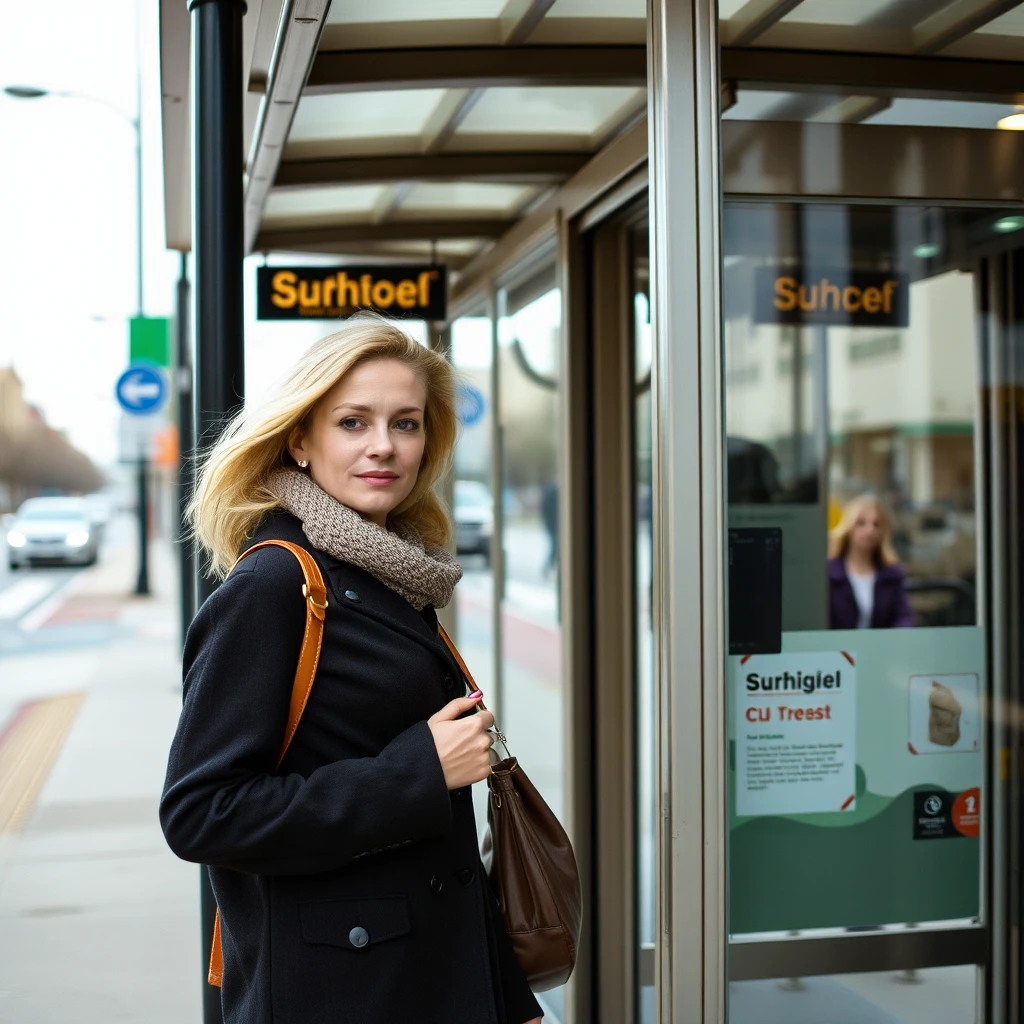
[827,494,900,565]
[188,313,459,579]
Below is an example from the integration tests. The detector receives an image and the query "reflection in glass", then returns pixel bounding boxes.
[451,312,496,844]
[452,311,496,677]
[730,965,976,1024]
[497,269,566,1022]
[722,203,992,631]
[632,221,656,1024]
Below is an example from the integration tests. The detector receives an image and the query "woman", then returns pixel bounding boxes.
[160,317,543,1024]
[827,494,914,630]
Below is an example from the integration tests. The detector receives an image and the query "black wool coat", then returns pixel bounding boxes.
[160,512,542,1024]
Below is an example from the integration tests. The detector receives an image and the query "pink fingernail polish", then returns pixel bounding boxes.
[469,690,482,699]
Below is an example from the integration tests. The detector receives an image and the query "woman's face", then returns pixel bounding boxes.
[288,357,427,528]
[849,503,884,559]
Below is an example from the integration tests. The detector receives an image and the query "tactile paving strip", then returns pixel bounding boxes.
[0,693,84,834]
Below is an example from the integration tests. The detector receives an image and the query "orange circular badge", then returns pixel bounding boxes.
[952,787,981,837]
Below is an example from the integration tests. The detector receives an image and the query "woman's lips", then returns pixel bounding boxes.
[358,473,399,487]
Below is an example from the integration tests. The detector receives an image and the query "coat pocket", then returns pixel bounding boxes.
[299,895,411,951]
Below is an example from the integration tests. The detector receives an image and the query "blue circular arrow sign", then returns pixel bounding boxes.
[116,365,168,416]
[457,382,487,427]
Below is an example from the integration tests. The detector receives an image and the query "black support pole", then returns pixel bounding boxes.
[175,253,195,646]
[189,3,246,1021]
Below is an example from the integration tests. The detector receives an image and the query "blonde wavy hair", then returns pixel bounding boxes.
[827,494,899,565]
[189,315,458,578]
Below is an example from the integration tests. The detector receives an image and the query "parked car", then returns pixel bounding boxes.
[6,497,102,570]
[454,479,493,563]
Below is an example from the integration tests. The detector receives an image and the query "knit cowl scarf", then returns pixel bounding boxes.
[266,468,462,611]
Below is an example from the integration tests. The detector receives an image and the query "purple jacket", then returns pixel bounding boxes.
[828,556,915,630]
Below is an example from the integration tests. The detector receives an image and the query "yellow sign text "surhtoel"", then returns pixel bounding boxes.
[271,270,437,312]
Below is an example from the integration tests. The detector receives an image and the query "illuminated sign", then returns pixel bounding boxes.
[256,265,447,321]
[754,268,909,327]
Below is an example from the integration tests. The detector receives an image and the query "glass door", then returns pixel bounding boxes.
[720,201,1024,1023]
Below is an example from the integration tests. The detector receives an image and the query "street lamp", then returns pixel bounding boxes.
[4,77,150,595]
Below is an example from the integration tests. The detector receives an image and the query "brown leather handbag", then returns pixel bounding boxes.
[440,628,583,992]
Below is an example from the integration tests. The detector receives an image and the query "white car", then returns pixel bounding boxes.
[454,480,494,563]
[6,497,101,570]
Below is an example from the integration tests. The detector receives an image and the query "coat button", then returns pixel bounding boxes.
[430,875,443,894]
[349,926,369,948]
[344,589,361,602]
[457,867,475,887]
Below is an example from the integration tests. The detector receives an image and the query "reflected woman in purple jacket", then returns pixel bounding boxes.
[828,495,915,630]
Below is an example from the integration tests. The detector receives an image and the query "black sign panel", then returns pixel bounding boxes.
[913,790,959,840]
[728,527,782,656]
[754,268,909,327]
[257,265,447,321]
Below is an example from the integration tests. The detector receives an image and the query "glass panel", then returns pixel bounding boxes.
[632,219,656,1024]
[326,0,506,24]
[722,201,997,1013]
[287,91,446,159]
[724,87,1021,130]
[261,184,389,227]
[400,182,537,216]
[497,266,565,1023]
[451,310,496,844]
[452,310,496,693]
[730,965,977,1024]
[456,86,647,144]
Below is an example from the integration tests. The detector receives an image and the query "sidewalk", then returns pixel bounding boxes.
[0,532,201,1023]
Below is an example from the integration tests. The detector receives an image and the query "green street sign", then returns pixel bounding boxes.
[129,317,171,368]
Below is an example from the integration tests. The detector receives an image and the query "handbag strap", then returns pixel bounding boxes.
[234,539,329,768]
[437,624,511,759]
[209,538,328,987]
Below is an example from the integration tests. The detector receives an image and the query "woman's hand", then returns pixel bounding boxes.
[523,1018,542,1023]
[427,693,495,790]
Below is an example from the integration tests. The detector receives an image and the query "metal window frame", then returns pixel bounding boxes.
[647,1,726,1022]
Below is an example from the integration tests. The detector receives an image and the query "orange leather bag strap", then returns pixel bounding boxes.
[438,624,477,693]
[208,539,328,987]
[438,625,510,759]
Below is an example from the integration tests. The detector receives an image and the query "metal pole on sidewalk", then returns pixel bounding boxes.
[132,2,149,597]
[189,3,246,1020]
[176,254,195,643]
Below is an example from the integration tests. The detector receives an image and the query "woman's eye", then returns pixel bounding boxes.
[339,417,363,429]
[395,419,421,431]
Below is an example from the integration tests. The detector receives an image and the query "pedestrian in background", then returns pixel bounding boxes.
[160,316,542,1024]
[827,493,915,630]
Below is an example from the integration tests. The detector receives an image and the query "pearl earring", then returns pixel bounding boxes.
[298,459,308,468]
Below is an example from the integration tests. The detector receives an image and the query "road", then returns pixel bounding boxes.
[0,516,134,659]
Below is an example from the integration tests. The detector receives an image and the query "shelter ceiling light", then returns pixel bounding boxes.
[993,216,1024,234]
[3,85,48,99]
[997,112,1024,130]
[913,242,941,259]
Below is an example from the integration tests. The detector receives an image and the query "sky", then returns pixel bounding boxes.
[0,1,180,466]
[0,1,330,468]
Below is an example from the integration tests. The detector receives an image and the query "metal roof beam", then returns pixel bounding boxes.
[726,0,808,47]
[421,88,484,153]
[721,47,1024,104]
[244,0,331,255]
[913,0,1022,54]
[305,46,647,94]
[255,219,513,250]
[499,0,559,46]
[273,152,589,189]
[252,241,476,268]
